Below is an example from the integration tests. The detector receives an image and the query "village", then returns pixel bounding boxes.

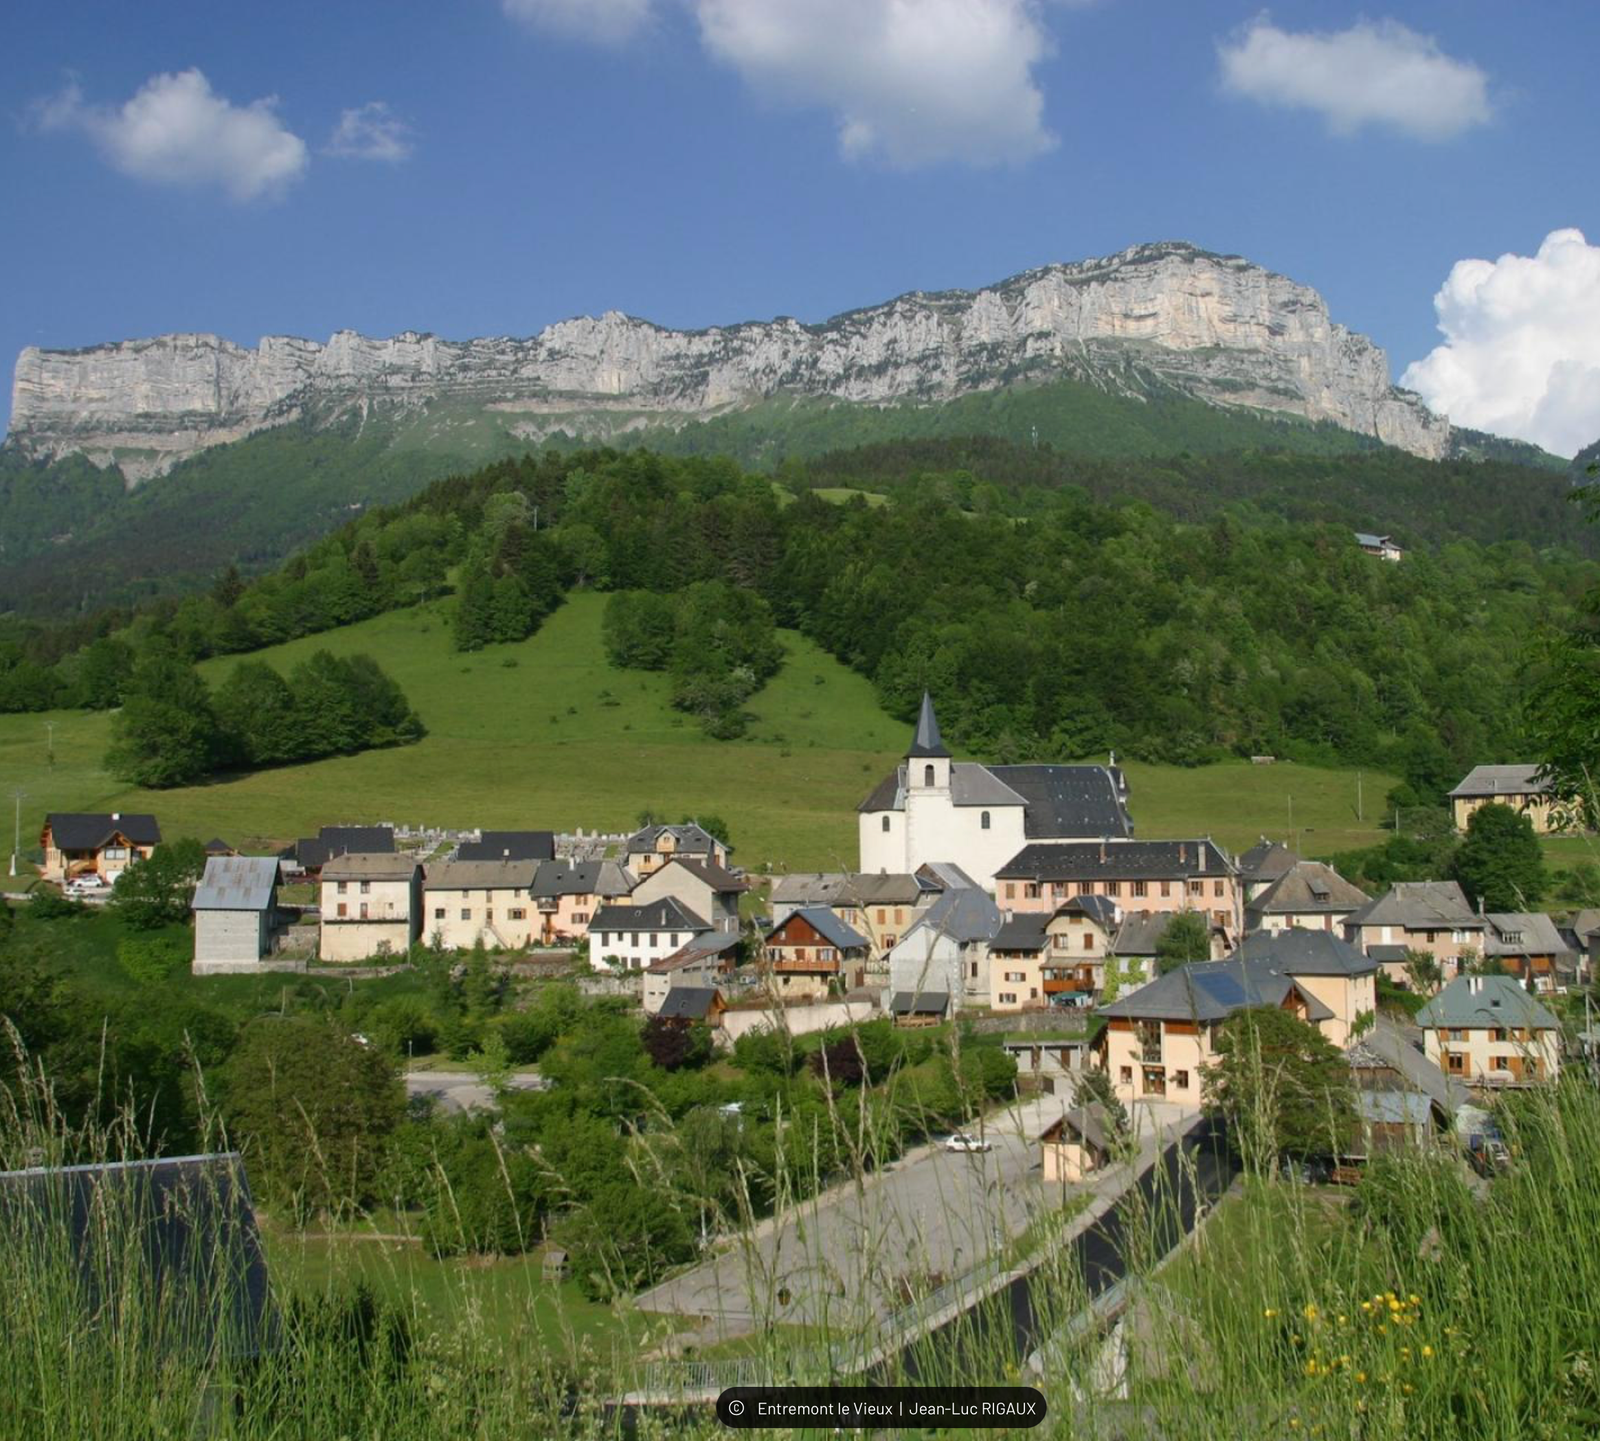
[34,693,1584,1191]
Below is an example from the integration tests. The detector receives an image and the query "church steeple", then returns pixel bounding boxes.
[907,692,950,759]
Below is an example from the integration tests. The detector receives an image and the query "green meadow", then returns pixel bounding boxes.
[0,591,1398,872]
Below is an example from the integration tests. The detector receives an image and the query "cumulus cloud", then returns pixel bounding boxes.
[1218,17,1491,141]
[501,0,654,44]
[326,102,412,162]
[1401,230,1600,458]
[34,68,307,201]
[693,0,1056,167]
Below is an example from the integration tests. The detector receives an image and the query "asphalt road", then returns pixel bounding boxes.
[403,1069,547,1113]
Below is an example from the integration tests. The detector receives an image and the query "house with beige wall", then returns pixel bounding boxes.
[1416,974,1561,1086]
[423,859,539,951]
[631,857,746,936]
[1040,1105,1115,1185]
[1448,766,1571,834]
[1482,912,1577,994]
[623,822,730,877]
[642,933,740,1016]
[1343,881,1485,980]
[1246,861,1369,936]
[995,839,1240,943]
[41,812,161,884]
[319,853,420,962]
[1097,928,1377,1109]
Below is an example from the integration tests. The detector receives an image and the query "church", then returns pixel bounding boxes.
[858,694,1134,892]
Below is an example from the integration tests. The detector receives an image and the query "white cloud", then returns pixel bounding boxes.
[693,0,1056,167]
[34,69,307,201]
[501,0,654,44]
[1401,230,1600,458]
[327,102,412,163]
[1217,17,1490,141]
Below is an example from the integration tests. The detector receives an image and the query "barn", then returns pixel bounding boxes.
[192,856,281,974]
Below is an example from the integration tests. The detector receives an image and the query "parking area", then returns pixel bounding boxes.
[635,1095,1193,1331]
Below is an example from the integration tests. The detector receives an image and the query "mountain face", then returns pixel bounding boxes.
[8,242,1450,481]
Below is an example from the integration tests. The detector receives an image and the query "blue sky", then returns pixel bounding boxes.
[4,0,1598,451]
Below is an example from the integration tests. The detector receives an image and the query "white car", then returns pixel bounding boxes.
[943,1132,992,1153]
[64,875,109,896]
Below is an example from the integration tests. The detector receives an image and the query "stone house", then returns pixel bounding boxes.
[191,856,281,973]
[40,812,161,884]
[1416,974,1562,1086]
[761,907,870,1001]
[319,853,420,962]
[995,838,1240,942]
[642,932,740,1016]
[1448,765,1570,834]
[587,898,713,972]
[422,859,540,950]
[630,857,746,936]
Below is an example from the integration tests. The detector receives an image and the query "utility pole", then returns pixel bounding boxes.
[44,720,55,770]
[1356,770,1363,823]
[10,788,25,879]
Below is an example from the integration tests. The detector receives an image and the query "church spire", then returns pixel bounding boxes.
[907,692,950,759]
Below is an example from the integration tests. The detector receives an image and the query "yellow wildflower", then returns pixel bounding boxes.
[1305,1304,1319,1321]
[1356,1372,1367,1384]
[1264,1308,1278,1319]
[1422,1346,1434,1359]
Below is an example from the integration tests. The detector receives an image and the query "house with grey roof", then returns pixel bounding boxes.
[318,853,420,963]
[1097,928,1376,1110]
[1449,763,1570,834]
[422,858,541,951]
[588,898,713,972]
[623,822,730,876]
[762,906,871,1000]
[858,692,1132,892]
[282,825,395,877]
[455,829,555,863]
[642,931,741,1016]
[884,881,1002,1017]
[1354,531,1404,562]
[1040,1103,1118,1184]
[1483,912,1577,994]
[1246,860,1370,937]
[528,858,636,942]
[1415,973,1562,1086]
[1343,881,1485,980]
[995,837,1242,944]
[192,856,282,974]
[631,856,747,936]
[654,986,726,1026]
[1347,1013,1469,1120]
[41,812,161,884]
[1237,838,1300,902]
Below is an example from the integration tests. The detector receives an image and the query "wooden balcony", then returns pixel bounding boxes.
[1042,978,1094,995]
[769,955,840,975]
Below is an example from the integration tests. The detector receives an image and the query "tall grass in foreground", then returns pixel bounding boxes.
[5,1023,1600,1439]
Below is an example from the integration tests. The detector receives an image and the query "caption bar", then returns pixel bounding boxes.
[716,1386,1047,1429]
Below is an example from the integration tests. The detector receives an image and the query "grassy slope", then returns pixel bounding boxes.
[0,591,1400,872]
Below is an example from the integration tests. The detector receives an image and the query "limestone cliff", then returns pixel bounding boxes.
[7,242,1450,479]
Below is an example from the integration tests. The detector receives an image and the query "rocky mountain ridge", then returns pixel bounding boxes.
[8,241,1450,479]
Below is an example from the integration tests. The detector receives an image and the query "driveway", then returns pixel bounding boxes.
[635,1094,1193,1332]
[404,1069,547,1113]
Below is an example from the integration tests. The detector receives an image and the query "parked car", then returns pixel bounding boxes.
[64,875,109,896]
[943,1132,992,1153]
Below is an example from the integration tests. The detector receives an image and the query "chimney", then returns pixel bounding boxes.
[1099,840,1107,864]
[1179,842,1187,866]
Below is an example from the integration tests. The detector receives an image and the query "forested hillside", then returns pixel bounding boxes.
[7,447,1587,804]
[0,373,1570,614]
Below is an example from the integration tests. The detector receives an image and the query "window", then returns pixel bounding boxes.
[896,908,904,923]
[631,933,640,946]
[981,811,991,830]
[1132,880,1147,898]
[1160,881,1171,898]
[796,946,807,959]
[337,881,348,895]
[1000,992,1017,1005]
[359,903,369,920]
[1213,880,1224,898]
[884,935,897,948]
[104,845,129,861]
[1005,971,1026,983]
[1106,881,1121,897]
[1173,1070,1191,1091]
[669,934,678,947]
[1446,1053,1465,1072]
[1492,1056,1511,1071]
[1188,880,1203,896]
[1083,934,1094,950]
[509,908,526,921]
[433,907,445,919]
[924,764,935,786]
[1077,881,1093,896]
[337,903,348,918]
[1005,883,1016,900]
[1119,1066,1133,1085]
[1492,1028,1508,1043]
[822,947,836,961]
[877,909,886,925]
[360,881,371,895]
[1025,884,1041,899]
[882,816,891,832]
[460,909,471,920]
[573,912,588,925]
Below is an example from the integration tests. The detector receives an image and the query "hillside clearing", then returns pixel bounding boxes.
[0,592,1397,871]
